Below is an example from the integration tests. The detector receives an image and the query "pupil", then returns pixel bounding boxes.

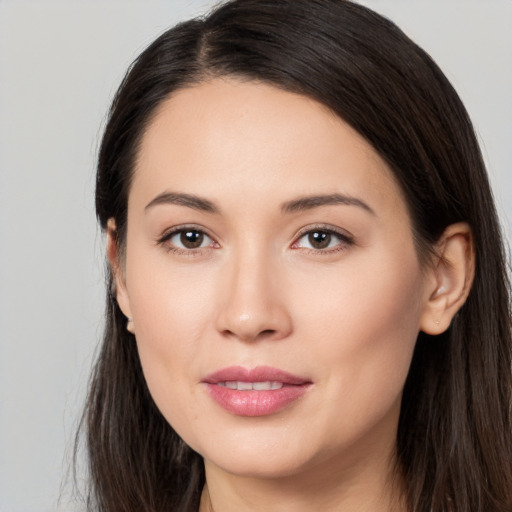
[181,230,204,249]
[309,231,331,249]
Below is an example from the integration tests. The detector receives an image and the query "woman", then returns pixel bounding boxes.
[80,0,512,510]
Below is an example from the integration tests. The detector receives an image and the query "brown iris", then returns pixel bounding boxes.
[308,231,331,249]
[180,230,204,249]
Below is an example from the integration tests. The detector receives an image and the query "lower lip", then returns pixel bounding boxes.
[204,383,310,416]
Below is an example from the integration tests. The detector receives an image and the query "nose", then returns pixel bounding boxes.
[215,249,293,343]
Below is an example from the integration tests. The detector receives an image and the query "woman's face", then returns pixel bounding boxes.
[115,78,434,481]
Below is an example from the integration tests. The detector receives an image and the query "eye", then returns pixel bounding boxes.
[158,226,217,253]
[293,227,353,252]
[171,229,210,249]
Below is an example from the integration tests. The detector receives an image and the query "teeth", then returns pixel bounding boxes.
[217,381,284,390]
[253,382,272,390]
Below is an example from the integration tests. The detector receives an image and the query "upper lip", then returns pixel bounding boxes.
[202,365,311,385]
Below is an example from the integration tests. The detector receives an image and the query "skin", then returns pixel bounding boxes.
[110,78,474,511]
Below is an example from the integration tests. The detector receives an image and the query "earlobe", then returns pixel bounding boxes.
[106,218,133,321]
[420,222,475,335]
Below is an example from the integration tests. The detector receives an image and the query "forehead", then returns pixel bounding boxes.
[132,78,406,219]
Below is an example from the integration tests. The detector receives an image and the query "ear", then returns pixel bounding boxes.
[106,218,133,322]
[420,222,475,335]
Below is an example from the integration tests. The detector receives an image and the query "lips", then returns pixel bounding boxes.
[202,366,312,417]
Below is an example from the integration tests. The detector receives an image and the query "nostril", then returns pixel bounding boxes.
[245,329,279,342]
[221,328,278,342]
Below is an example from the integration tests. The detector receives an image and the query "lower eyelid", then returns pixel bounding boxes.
[157,226,220,255]
[157,226,353,254]
[293,229,353,248]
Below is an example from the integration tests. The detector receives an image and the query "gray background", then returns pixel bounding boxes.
[1,1,510,510]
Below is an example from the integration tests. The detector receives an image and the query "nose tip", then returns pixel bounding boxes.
[219,310,290,342]
[215,261,293,343]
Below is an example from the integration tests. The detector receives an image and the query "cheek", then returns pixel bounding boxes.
[124,250,220,423]
[291,249,424,434]
[315,255,421,364]
[127,243,218,343]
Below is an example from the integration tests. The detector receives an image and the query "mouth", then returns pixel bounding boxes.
[217,381,285,390]
[202,366,312,417]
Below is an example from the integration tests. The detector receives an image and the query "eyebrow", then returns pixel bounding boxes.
[145,192,220,214]
[281,193,375,215]
[144,191,374,216]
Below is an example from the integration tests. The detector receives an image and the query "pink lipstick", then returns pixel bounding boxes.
[202,366,312,416]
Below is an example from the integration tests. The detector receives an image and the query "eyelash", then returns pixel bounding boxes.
[291,225,354,255]
[157,224,218,256]
[157,224,354,256]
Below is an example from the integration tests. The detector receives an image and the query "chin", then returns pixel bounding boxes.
[204,448,315,479]
[184,422,327,479]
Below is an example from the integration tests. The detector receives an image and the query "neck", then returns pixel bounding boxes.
[199,449,407,512]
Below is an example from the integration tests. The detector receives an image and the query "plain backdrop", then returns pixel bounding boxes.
[0,1,511,510]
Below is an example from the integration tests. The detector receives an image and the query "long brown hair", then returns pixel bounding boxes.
[79,1,512,510]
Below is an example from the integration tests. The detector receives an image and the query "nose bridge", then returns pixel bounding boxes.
[215,242,291,342]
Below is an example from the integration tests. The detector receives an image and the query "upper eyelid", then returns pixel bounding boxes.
[157,226,218,255]
[293,224,353,241]
[156,223,353,248]
[158,224,216,242]
[291,226,355,254]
